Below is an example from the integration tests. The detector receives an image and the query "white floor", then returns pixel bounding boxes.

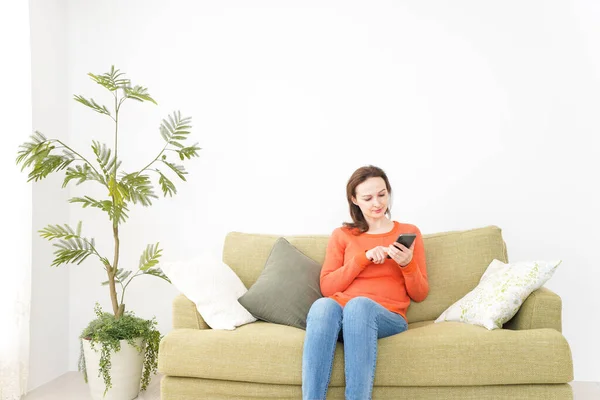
[24,372,160,400]
[24,373,600,400]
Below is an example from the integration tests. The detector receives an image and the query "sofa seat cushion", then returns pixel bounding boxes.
[158,321,573,387]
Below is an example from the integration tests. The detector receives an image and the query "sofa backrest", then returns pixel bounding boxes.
[223,225,508,323]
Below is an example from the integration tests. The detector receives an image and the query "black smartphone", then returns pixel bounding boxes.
[386,233,417,258]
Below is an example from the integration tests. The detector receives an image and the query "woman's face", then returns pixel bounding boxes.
[352,177,389,220]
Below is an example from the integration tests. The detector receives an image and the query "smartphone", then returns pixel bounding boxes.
[386,233,417,258]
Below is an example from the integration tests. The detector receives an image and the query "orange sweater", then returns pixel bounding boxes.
[320,221,428,322]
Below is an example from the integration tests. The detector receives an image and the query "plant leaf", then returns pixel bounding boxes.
[39,223,77,240]
[119,173,158,206]
[108,176,126,205]
[69,196,113,212]
[123,85,157,105]
[159,111,192,147]
[111,202,130,224]
[177,143,201,160]
[16,131,47,168]
[63,164,106,187]
[91,141,121,179]
[69,196,129,223]
[139,243,162,271]
[27,155,74,182]
[38,222,97,267]
[74,95,111,117]
[161,160,187,181]
[142,267,171,284]
[88,65,131,91]
[155,169,176,197]
[16,132,76,182]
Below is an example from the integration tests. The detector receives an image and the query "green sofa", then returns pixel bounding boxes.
[158,225,573,399]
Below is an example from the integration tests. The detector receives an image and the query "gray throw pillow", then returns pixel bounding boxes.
[238,237,322,330]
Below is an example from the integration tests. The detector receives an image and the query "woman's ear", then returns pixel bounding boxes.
[351,197,357,206]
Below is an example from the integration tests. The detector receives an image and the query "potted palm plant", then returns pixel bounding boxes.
[16,66,200,400]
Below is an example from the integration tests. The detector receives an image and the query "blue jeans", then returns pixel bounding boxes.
[302,297,408,400]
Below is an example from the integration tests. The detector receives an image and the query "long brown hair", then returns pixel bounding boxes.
[342,165,392,234]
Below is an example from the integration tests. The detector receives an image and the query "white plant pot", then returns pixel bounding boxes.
[82,337,145,400]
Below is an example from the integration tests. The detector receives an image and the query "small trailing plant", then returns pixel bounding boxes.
[79,304,160,394]
[16,66,200,393]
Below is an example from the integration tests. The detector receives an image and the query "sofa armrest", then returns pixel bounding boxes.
[503,287,562,332]
[172,294,210,330]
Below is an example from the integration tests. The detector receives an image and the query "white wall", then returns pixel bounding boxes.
[28,0,598,382]
[1,1,33,397]
[28,0,70,391]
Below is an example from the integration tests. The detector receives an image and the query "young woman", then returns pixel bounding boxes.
[302,165,429,400]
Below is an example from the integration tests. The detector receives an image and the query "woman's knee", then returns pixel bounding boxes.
[343,296,377,318]
[307,297,342,323]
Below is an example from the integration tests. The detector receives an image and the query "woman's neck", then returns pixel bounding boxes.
[365,218,394,234]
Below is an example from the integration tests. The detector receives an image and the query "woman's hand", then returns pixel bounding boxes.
[387,241,415,267]
[365,246,388,264]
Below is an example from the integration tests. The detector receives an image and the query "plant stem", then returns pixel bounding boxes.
[109,91,122,319]
[119,270,142,306]
[136,141,170,178]
[109,223,121,318]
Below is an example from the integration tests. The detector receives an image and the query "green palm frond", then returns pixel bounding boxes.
[69,196,129,223]
[119,173,158,206]
[151,161,186,198]
[159,111,192,147]
[133,111,198,188]
[142,267,171,284]
[16,131,48,168]
[51,246,94,267]
[63,164,106,187]
[74,95,111,117]
[156,169,176,197]
[139,243,162,271]
[111,202,130,224]
[39,221,83,240]
[88,65,130,92]
[16,132,75,182]
[91,141,121,178]
[69,196,113,212]
[177,143,201,160]
[28,155,74,182]
[123,85,157,104]
[161,160,187,181]
[16,135,52,173]
[39,222,99,267]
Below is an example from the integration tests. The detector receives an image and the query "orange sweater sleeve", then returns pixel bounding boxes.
[398,227,429,302]
[320,228,371,297]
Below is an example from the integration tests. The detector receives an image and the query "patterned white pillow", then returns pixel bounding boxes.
[435,259,562,330]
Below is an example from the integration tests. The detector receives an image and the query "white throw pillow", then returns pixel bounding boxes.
[435,259,562,330]
[162,253,257,330]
